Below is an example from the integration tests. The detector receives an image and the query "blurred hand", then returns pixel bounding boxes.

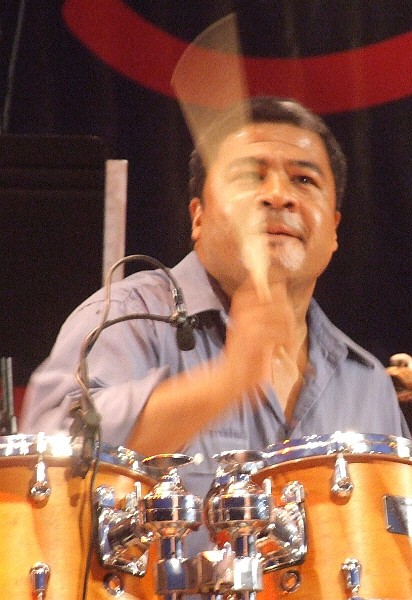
[222,277,298,394]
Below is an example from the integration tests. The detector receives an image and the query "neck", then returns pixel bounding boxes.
[270,276,315,326]
[271,323,309,423]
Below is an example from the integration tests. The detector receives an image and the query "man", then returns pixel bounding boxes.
[21,96,410,502]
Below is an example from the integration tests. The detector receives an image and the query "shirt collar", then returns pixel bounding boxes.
[171,251,228,316]
[308,298,375,369]
[172,252,375,370]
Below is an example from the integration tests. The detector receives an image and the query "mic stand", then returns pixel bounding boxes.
[0,356,18,436]
[70,254,195,478]
[70,312,176,477]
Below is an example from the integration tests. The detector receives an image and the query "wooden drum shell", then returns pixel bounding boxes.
[254,452,412,600]
[0,442,158,600]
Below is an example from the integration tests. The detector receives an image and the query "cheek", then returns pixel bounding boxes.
[210,180,264,240]
[310,205,336,235]
[307,198,329,224]
[306,207,339,254]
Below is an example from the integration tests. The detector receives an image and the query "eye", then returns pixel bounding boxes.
[238,169,264,181]
[292,173,318,187]
[228,167,266,189]
[226,158,268,186]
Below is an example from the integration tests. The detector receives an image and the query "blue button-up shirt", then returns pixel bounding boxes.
[21,250,410,494]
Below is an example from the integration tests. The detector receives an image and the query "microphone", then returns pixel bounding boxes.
[171,287,197,351]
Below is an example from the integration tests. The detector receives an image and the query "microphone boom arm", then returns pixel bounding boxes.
[71,254,195,477]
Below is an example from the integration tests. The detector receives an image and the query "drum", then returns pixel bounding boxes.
[253,432,412,600]
[0,434,158,600]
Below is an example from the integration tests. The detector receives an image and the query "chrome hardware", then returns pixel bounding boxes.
[95,453,202,594]
[30,562,50,600]
[142,453,202,597]
[95,482,152,576]
[257,480,307,573]
[142,454,202,540]
[280,569,301,593]
[197,544,236,594]
[342,558,363,599]
[29,434,52,503]
[205,450,271,532]
[331,453,354,498]
[103,572,124,596]
[202,450,272,598]
[281,481,305,505]
[29,458,51,502]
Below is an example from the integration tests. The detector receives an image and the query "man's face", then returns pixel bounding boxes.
[190,122,341,296]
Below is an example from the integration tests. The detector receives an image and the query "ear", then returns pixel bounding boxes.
[332,210,341,251]
[335,211,341,228]
[189,197,203,242]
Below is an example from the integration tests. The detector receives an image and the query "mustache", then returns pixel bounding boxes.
[263,212,307,239]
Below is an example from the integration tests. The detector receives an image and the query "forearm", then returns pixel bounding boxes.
[128,280,304,456]
[126,357,244,456]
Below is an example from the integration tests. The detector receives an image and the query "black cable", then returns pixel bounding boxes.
[72,254,194,599]
[80,429,101,600]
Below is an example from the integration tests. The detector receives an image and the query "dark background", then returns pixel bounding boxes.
[0,0,411,389]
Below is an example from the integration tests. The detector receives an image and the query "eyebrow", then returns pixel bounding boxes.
[226,156,325,178]
[292,159,325,178]
[226,156,264,171]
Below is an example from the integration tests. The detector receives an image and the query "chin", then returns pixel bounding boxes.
[269,248,306,273]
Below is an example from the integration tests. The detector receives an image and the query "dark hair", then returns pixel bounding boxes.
[189,96,347,210]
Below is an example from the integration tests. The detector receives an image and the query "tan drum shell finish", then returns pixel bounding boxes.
[253,453,412,600]
[0,451,158,600]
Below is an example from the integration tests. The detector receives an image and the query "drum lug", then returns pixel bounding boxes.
[29,433,52,503]
[341,558,365,599]
[29,562,50,600]
[331,453,354,498]
[281,480,305,504]
[94,483,153,577]
[29,458,51,503]
[258,480,307,572]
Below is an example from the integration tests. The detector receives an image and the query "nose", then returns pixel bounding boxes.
[258,171,296,210]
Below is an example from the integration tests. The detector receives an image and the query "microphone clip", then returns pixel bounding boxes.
[69,400,101,478]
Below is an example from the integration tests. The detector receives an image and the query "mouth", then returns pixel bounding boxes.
[265,224,303,241]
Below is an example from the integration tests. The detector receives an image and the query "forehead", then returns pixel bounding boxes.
[212,122,332,170]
